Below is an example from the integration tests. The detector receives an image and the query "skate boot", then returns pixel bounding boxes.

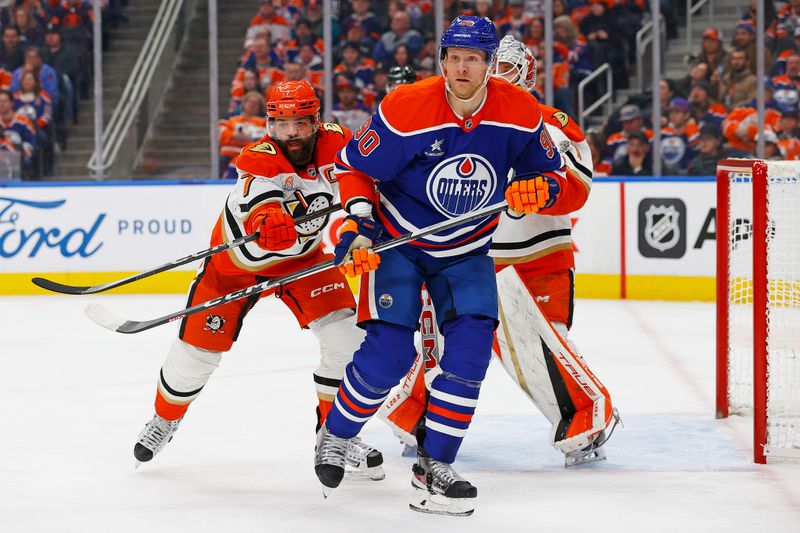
[410,451,477,517]
[345,437,385,481]
[314,423,351,497]
[134,414,182,466]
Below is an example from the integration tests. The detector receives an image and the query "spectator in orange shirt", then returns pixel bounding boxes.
[722,105,781,154]
[219,91,267,179]
[247,0,292,47]
[228,68,265,117]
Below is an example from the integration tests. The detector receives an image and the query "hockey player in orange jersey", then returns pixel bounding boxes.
[133,80,384,480]
[380,36,617,468]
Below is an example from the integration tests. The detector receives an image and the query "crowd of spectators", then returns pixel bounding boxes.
[220,0,656,177]
[0,0,127,180]
[597,0,800,176]
[220,1,800,179]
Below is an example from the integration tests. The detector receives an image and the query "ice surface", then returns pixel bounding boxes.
[1,296,799,532]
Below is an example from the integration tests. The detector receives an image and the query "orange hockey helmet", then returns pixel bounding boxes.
[266,80,321,118]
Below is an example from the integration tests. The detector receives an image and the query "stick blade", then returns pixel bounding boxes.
[32,277,92,295]
[85,303,128,332]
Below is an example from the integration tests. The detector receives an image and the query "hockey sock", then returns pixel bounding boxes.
[155,338,222,421]
[326,322,416,438]
[422,315,494,463]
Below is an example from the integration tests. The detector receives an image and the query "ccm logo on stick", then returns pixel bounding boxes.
[310,283,346,297]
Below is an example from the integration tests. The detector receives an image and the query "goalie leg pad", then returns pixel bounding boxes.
[156,338,222,420]
[495,268,615,450]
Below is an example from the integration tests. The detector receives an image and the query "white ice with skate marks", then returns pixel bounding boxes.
[1,296,800,532]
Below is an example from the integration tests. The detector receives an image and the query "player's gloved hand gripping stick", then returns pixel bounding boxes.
[333,215,382,277]
[85,201,509,335]
[505,174,561,217]
[30,203,342,295]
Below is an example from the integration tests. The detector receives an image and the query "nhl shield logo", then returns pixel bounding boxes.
[644,205,680,252]
[638,198,687,258]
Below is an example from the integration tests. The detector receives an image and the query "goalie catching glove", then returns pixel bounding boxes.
[248,204,298,251]
[505,174,561,217]
[334,215,382,277]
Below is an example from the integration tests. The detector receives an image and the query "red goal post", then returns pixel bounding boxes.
[716,159,800,464]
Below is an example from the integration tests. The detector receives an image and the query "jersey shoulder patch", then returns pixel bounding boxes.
[236,136,289,177]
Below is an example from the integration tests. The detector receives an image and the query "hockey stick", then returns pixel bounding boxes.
[86,201,508,334]
[31,203,343,295]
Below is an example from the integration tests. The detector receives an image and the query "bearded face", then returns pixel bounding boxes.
[270,115,318,167]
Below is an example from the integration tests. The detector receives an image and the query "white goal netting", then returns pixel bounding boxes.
[725,161,800,458]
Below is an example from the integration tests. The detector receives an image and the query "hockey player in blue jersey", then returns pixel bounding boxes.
[314,16,569,516]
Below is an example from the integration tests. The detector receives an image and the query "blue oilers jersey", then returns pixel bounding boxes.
[335,76,564,258]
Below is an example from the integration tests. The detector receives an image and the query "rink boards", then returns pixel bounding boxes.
[0,177,717,301]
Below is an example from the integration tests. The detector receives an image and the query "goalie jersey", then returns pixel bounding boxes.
[334,76,565,258]
[210,123,351,277]
[490,105,593,275]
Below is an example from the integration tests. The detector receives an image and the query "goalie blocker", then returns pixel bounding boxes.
[380,267,615,457]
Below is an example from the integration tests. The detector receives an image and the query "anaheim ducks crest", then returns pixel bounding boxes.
[204,315,226,334]
[284,191,334,240]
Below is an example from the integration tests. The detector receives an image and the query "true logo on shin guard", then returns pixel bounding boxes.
[203,315,226,334]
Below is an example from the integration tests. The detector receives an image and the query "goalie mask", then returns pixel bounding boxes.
[266,80,321,167]
[494,35,536,91]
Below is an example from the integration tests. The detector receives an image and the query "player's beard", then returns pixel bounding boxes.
[277,134,317,168]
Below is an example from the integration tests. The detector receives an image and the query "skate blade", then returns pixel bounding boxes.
[409,490,474,517]
[345,465,386,481]
[134,460,141,470]
[321,485,333,499]
[565,446,607,468]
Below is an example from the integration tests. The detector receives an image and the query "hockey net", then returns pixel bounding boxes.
[717,159,800,463]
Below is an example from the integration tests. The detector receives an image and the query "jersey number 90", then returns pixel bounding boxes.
[354,117,380,157]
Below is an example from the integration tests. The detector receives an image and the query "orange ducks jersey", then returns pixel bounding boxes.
[211,122,352,277]
[490,105,593,279]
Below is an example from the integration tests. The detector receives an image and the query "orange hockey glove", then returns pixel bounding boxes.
[334,215,382,277]
[254,208,298,251]
[505,175,561,216]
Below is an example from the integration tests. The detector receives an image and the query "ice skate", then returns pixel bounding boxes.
[314,423,351,497]
[409,451,477,517]
[344,437,385,481]
[564,430,607,467]
[565,408,621,467]
[133,414,182,467]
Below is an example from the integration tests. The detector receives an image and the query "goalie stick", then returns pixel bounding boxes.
[31,203,343,295]
[86,201,509,335]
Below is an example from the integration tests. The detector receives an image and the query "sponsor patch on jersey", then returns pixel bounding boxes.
[426,154,497,217]
[379,293,393,308]
[425,138,445,157]
[203,315,226,334]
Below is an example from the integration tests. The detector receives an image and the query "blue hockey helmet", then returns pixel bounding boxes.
[439,16,500,64]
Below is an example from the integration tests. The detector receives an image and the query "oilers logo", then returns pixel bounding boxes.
[660,135,686,167]
[426,154,497,217]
